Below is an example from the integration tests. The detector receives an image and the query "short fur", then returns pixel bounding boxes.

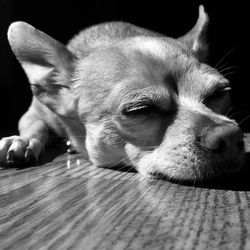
[0,6,245,182]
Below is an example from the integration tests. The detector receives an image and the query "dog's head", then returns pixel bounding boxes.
[8,6,245,182]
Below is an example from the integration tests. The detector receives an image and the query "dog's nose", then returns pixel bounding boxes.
[201,123,244,159]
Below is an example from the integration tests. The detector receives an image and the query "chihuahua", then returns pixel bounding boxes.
[0,6,245,181]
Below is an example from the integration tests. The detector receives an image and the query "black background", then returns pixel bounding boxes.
[0,0,249,135]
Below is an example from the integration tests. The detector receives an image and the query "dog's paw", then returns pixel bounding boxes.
[0,136,43,167]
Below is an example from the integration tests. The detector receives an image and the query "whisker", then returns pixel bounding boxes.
[219,66,242,74]
[216,62,230,72]
[111,163,134,172]
[222,71,236,77]
[228,110,250,119]
[225,106,234,116]
[177,177,184,186]
[123,164,136,173]
[103,157,128,168]
[91,156,128,169]
[214,47,235,69]
[238,114,250,125]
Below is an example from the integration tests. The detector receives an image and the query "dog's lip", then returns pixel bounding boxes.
[146,154,244,182]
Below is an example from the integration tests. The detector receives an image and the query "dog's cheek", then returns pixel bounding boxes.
[124,143,153,175]
[115,116,163,147]
[85,122,127,166]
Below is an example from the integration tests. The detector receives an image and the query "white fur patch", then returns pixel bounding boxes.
[179,96,203,112]
[132,37,167,60]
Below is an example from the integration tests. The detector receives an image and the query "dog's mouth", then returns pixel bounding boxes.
[96,140,245,186]
[149,154,245,183]
[134,141,246,183]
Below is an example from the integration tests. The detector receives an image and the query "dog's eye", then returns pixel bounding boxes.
[122,103,155,117]
[203,86,231,103]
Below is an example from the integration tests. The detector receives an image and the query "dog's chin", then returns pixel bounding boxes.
[125,139,245,183]
[136,153,245,184]
[88,141,245,184]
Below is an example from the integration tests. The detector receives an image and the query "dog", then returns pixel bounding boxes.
[0,5,245,182]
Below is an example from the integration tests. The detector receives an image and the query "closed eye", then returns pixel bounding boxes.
[122,103,156,117]
[202,86,231,103]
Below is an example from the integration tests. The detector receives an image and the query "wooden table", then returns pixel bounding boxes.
[0,135,250,250]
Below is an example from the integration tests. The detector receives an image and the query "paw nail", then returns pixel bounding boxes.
[6,150,14,164]
[25,148,32,162]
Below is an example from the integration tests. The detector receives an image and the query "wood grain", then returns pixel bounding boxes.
[0,134,250,250]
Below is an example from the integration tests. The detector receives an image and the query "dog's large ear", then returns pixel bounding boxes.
[178,5,209,61]
[8,22,76,115]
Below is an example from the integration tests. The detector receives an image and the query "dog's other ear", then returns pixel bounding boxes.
[7,22,75,115]
[178,5,209,61]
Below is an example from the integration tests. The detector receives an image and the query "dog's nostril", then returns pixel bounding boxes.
[201,133,225,152]
[201,123,243,159]
[213,139,226,154]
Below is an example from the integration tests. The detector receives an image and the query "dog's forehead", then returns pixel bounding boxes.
[128,37,174,59]
[119,37,223,92]
[120,36,197,74]
[121,36,201,79]
[116,37,193,84]
[74,36,227,110]
[122,36,188,58]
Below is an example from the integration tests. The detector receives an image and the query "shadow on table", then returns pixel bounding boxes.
[107,152,250,191]
[176,152,250,191]
[97,153,250,191]
[2,142,250,191]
